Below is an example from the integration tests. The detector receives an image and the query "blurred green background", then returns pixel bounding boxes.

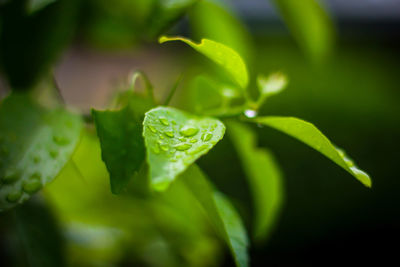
[1,0,399,266]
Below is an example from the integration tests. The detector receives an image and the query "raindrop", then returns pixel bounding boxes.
[23,178,42,194]
[164,131,174,138]
[152,145,160,154]
[190,139,198,143]
[202,133,213,142]
[175,143,192,151]
[179,126,199,137]
[159,143,169,152]
[53,135,70,146]
[6,189,22,203]
[148,126,157,133]
[159,117,170,126]
[188,144,209,155]
[49,150,58,159]
[244,109,257,118]
[178,137,186,142]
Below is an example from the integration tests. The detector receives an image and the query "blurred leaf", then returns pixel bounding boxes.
[190,75,223,113]
[13,198,66,267]
[143,106,225,191]
[252,116,371,187]
[181,165,249,267]
[159,36,249,89]
[0,0,79,89]
[227,121,283,241]
[146,0,198,39]
[0,92,83,211]
[272,0,335,61]
[257,72,288,102]
[188,0,253,63]
[27,0,56,14]
[92,72,155,194]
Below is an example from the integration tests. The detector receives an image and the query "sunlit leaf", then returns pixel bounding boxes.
[188,0,253,63]
[257,72,288,102]
[181,165,249,267]
[252,116,371,187]
[159,36,249,89]
[143,107,225,191]
[0,92,83,211]
[272,0,335,61]
[227,121,283,241]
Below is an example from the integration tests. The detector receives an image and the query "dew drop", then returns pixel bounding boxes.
[23,178,42,194]
[2,170,19,184]
[6,189,22,203]
[33,155,41,163]
[190,139,198,143]
[202,133,213,142]
[148,125,157,133]
[179,125,199,137]
[159,143,169,152]
[159,117,170,126]
[49,150,58,159]
[178,137,186,142]
[244,109,257,118]
[188,144,209,155]
[175,143,192,151]
[164,131,174,138]
[53,135,70,146]
[152,145,160,154]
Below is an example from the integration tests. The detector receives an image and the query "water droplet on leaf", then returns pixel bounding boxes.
[148,126,157,133]
[23,178,42,194]
[244,109,257,118]
[175,143,192,151]
[202,133,213,141]
[179,125,199,137]
[164,131,174,138]
[159,117,170,126]
[6,189,22,203]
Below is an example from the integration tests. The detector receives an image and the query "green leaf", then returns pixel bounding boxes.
[252,116,371,187]
[27,0,56,14]
[188,0,253,63]
[272,0,335,61]
[227,121,283,241]
[159,36,249,89]
[13,198,66,267]
[143,106,225,191]
[257,72,288,101]
[93,74,155,194]
[181,165,249,267]
[0,92,83,211]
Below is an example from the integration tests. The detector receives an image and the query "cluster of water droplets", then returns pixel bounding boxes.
[0,130,71,205]
[147,115,218,165]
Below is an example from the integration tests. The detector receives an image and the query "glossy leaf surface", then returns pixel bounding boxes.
[253,116,371,187]
[159,36,249,89]
[143,107,225,191]
[0,93,82,211]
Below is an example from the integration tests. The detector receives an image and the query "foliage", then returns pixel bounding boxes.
[0,1,372,266]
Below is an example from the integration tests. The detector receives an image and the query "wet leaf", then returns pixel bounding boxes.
[253,116,371,187]
[143,107,225,191]
[0,92,82,211]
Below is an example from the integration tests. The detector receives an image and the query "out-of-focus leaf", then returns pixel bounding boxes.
[27,0,56,14]
[257,72,288,102]
[227,121,283,241]
[143,107,225,191]
[188,0,253,63]
[272,0,335,61]
[13,198,66,267]
[181,165,249,267]
[0,0,79,89]
[252,116,371,187]
[159,36,249,89]
[146,0,198,39]
[0,92,82,211]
